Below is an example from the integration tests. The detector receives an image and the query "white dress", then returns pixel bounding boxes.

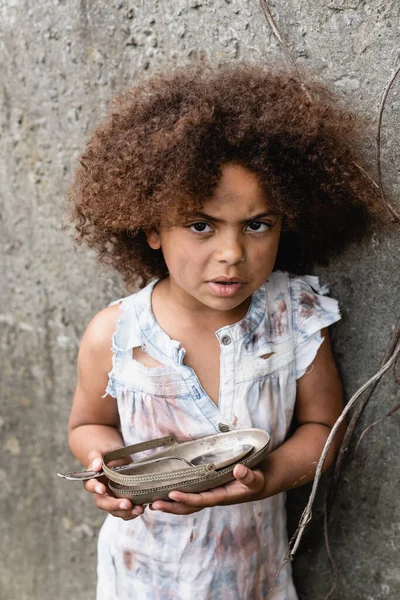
[97,271,341,600]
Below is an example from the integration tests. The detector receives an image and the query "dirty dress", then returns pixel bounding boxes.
[97,270,340,600]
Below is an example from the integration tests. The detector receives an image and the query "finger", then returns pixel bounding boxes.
[95,493,133,513]
[87,451,103,472]
[149,501,200,515]
[168,472,265,506]
[109,505,145,520]
[88,446,132,470]
[84,478,108,496]
[233,465,264,492]
[168,487,228,507]
[95,494,146,520]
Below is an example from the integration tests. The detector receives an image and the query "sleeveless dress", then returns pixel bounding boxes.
[97,271,340,600]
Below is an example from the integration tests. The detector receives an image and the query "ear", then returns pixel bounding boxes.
[145,229,161,250]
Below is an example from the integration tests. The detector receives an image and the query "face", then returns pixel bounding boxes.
[147,163,282,317]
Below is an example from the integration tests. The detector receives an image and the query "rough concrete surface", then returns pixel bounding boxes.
[1,1,399,599]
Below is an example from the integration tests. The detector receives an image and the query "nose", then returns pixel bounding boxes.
[214,231,245,265]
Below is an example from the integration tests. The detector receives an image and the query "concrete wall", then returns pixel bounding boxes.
[1,1,399,598]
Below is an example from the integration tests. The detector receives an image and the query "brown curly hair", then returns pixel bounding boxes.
[68,59,385,289]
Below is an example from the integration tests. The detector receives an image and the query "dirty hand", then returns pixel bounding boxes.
[149,464,266,515]
[83,449,145,521]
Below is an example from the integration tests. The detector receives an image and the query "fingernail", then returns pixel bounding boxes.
[237,465,246,478]
[92,458,102,470]
[120,500,130,510]
[95,485,103,495]
[132,509,140,517]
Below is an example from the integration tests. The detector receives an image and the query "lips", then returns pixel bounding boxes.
[206,277,246,297]
[208,277,246,284]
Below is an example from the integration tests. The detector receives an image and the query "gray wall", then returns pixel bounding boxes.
[1,1,399,598]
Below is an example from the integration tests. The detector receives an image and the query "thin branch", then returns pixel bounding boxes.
[321,327,400,597]
[259,0,294,68]
[352,161,380,193]
[257,3,400,592]
[376,62,400,222]
[259,0,400,222]
[354,402,400,456]
[270,329,400,590]
[323,506,339,600]
[288,334,400,558]
[258,0,313,102]
[328,318,400,507]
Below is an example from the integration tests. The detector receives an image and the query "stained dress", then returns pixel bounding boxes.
[97,271,340,600]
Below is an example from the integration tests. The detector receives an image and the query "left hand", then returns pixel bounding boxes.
[149,463,266,515]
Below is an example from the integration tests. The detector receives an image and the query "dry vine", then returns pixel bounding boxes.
[354,401,400,456]
[376,62,400,222]
[289,332,400,557]
[259,0,400,223]
[258,0,400,596]
[322,319,400,597]
[269,326,400,597]
[328,318,400,504]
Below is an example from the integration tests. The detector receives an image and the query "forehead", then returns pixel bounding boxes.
[202,163,273,216]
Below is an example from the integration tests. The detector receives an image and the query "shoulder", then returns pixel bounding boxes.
[265,271,336,311]
[262,271,340,339]
[285,274,341,347]
[84,303,122,343]
[73,304,123,387]
[82,285,149,358]
[80,303,122,358]
[287,274,341,330]
[265,271,328,297]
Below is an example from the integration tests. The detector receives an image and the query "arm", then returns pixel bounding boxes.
[151,328,345,514]
[69,304,144,520]
[257,327,345,496]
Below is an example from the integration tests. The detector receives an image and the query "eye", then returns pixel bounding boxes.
[188,222,213,233]
[246,221,270,232]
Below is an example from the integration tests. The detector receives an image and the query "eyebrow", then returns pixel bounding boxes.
[185,211,280,223]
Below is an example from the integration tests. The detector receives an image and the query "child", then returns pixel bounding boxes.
[67,61,384,600]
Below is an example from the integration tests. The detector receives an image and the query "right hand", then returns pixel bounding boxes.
[84,449,146,521]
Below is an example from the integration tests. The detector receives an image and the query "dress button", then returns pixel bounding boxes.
[220,335,231,346]
[218,423,230,433]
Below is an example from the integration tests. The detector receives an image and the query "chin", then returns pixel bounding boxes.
[206,294,248,311]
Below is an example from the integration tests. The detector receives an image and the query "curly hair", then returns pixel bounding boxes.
[68,59,386,289]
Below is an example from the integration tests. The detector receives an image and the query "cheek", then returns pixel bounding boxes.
[164,242,208,278]
[252,237,280,270]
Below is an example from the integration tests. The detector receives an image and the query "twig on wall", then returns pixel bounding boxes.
[354,401,400,455]
[257,2,400,595]
[321,320,400,598]
[258,0,400,223]
[327,318,400,507]
[288,332,400,558]
[323,506,339,600]
[376,62,400,222]
[269,324,400,594]
[258,0,312,101]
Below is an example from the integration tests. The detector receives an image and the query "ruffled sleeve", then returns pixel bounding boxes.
[291,275,341,379]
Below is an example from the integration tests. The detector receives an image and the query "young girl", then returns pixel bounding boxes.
[67,61,383,599]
